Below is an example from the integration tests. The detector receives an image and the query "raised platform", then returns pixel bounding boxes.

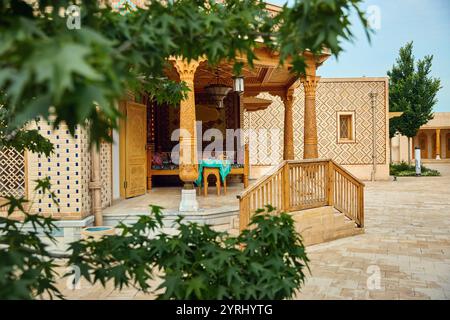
[36,182,366,251]
[21,215,95,253]
[103,187,363,245]
[103,205,239,235]
[422,158,450,164]
[105,183,245,214]
[102,184,244,233]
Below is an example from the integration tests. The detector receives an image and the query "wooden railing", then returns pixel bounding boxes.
[237,159,364,231]
[332,163,365,227]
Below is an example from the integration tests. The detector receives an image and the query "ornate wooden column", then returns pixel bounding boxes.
[282,89,295,160]
[301,74,320,159]
[300,52,329,159]
[173,58,203,211]
[436,128,441,160]
[89,145,102,226]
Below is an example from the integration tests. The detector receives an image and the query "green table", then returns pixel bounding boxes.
[194,159,231,186]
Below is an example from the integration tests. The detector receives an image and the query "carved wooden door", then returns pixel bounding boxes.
[125,102,147,198]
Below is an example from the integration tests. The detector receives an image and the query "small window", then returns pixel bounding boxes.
[337,112,355,143]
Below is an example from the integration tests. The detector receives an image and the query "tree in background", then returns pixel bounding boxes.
[388,42,441,163]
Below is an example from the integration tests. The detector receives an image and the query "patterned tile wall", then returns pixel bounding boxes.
[25,121,113,218]
[243,93,284,165]
[244,79,387,165]
[26,120,91,219]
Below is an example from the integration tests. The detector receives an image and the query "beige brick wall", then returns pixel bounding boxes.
[1,118,113,220]
[25,120,91,219]
[25,121,113,219]
[243,77,390,180]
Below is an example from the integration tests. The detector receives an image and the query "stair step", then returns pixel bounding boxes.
[235,206,362,246]
[289,206,363,246]
[232,215,240,229]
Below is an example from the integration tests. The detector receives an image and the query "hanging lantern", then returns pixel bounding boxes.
[205,70,232,109]
[204,84,231,109]
[232,75,244,93]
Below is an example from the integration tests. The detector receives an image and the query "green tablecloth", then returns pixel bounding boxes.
[195,159,231,186]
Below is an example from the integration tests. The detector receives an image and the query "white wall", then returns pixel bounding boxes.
[390,133,410,163]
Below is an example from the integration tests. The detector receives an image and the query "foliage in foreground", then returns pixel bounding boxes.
[0,0,368,300]
[0,178,62,300]
[69,205,309,300]
[0,0,370,147]
[0,204,309,300]
[390,162,440,177]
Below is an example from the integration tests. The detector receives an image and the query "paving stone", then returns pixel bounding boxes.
[57,164,450,299]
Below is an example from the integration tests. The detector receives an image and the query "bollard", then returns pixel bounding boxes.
[414,147,421,176]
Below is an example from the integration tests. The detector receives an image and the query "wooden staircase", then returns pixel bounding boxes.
[237,159,364,245]
[291,206,363,246]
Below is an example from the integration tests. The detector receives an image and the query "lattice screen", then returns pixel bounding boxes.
[79,128,92,215]
[100,142,112,209]
[0,148,26,198]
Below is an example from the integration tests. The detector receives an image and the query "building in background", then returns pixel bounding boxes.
[391,112,450,163]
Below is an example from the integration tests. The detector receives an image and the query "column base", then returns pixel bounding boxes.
[436,155,441,160]
[179,188,199,212]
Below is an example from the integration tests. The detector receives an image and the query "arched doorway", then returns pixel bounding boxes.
[418,132,428,159]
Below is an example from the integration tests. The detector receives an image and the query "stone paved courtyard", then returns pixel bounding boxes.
[296,163,450,300]
[57,163,450,300]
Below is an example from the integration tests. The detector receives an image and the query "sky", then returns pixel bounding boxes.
[271,0,450,112]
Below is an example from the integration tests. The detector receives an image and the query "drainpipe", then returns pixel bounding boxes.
[89,145,103,226]
[369,92,378,182]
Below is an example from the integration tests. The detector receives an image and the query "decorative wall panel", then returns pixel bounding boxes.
[0,148,25,198]
[26,120,91,219]
[244,79,388,166]
[100,142,112,209]
[157,93,238,152]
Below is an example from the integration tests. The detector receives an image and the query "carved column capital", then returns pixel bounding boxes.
[269,86,295,104]
[300,76,321,98]
[172,57,206,84]
[280,90,294,107]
